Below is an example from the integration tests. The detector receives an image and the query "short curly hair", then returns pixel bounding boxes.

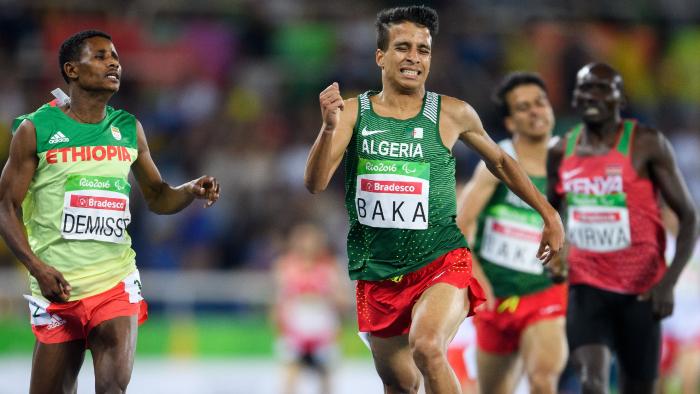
[58,30,112,83]
[375,6,438,51]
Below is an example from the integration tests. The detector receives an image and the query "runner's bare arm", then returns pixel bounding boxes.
[131,120,220,214]
[0,120,71,302]
[456,161,499,239]
[304,82,358,193]
[640,128,699,318]
[456,162,500,309]
[444,97,564,264]
[546,137,566,212]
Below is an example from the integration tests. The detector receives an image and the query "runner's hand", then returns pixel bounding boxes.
[319,82,344,132]
[545,253,568,284]
[476,278,497,312]
[537,212,565,266]
[638,278,675,320]
[186,175,220,208]
[32,262,71,303]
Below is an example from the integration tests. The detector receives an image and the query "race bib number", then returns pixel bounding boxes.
[355,158,429,230]
[23,294,65,329]
[567,193,631,252]
[480,206,544,274]
[123,270,144,303]
[61,175,131,243]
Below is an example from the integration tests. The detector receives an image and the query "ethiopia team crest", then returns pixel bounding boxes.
[110,125,122,141]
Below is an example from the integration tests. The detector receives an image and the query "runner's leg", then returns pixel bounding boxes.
[88,315,138,394]
[369,334,422,394]
[30,339,86,394]
[476,351,521,394]
[570,344,612,394]
[520,317,567,394]
[410,282,468,394]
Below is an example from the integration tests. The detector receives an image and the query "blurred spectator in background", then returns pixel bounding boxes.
[271,223,349,394]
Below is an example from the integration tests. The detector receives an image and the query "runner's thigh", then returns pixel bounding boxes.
[30,339,85,394]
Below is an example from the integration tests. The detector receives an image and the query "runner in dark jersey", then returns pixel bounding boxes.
[456,72,567,394]
[0,30,220,394]
[305,7,565,393]
[547,62,698,394]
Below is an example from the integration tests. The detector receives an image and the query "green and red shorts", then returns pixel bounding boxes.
[356,248,485,338]
[475,283,567,354]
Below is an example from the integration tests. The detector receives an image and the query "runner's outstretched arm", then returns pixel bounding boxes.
[0,120,71,302]
[304,82,356,193]
[447,99,564,265]
[131,120,219,214]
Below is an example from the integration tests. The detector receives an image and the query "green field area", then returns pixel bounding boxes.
[0,314,371,358]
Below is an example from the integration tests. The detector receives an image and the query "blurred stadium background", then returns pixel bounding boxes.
[0,0,699,393]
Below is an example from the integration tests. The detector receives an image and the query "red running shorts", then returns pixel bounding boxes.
[356,248,485,338]
[475,284,567,354]
[25,270,148,345]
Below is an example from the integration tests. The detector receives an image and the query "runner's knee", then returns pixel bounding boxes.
[410,335,445,370]
[374,365,420,394]
[527,371,558,394]
[579,376,607,394]
[94,366,132,394]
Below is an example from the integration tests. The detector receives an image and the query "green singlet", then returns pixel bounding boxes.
[13,104,138,301]
[344,91,467,281]
[472,140,552,297]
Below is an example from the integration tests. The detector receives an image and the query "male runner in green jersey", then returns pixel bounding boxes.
[456,72,567,394]
[0,30,220,394]
[304,6,564,394]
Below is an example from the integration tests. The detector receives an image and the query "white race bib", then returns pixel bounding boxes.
[355,159,430,230]
[567,193,631,252]
[480,216,543,274]
[60,175,131,243]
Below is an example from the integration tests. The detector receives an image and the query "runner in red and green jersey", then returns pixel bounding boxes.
[456,72,567,394]
[305,7,565,393]
[548,63,698,394]
[0,30,220,394]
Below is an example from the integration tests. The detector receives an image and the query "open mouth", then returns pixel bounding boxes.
[106,72,120,82]
[400,68,420,78]
[531,118,548,129]
[584,107,600,116]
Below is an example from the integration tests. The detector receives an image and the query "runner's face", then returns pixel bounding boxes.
[72,36,121,92]
[573,68,622,124]
[376,22,431,92]
[504,84,554,140]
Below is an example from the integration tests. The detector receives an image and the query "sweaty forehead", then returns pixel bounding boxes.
[388,22,432,45]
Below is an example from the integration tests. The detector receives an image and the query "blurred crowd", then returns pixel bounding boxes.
[1,0,699,271]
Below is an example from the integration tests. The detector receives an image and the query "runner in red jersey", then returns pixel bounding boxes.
[547,63,699,394]
[272,223,349,394]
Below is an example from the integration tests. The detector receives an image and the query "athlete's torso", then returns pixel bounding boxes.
[555,119,666,294]
[474,140,552,297]
[344,91,467,280]
[13,103,138,300]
